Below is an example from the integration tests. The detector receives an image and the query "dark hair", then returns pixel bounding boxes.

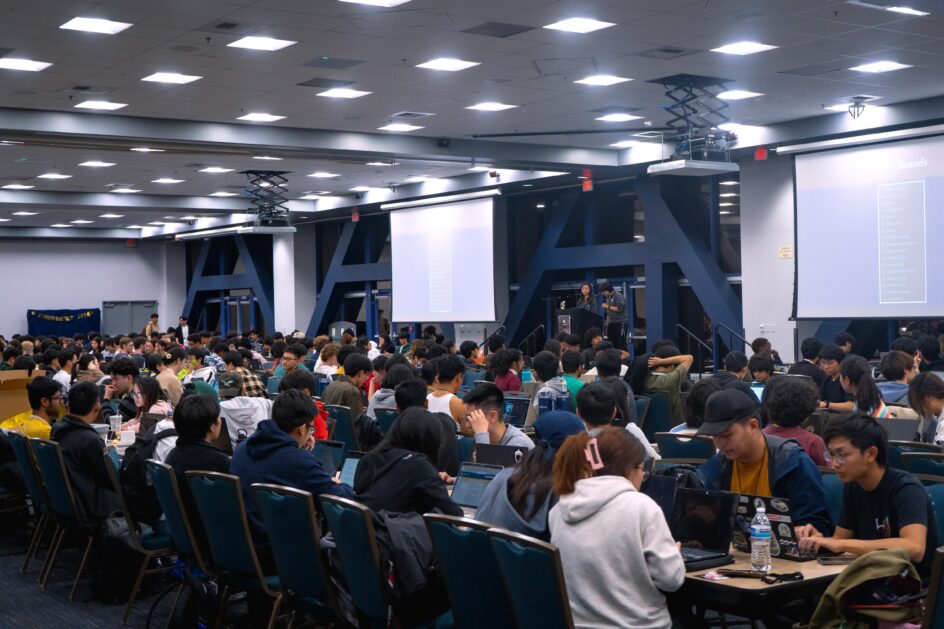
[68,381,100,416]
[2,347,19,362]
[564,333,581,347]
[187,347,207,362]
[13,355,36,374]
[427,344,446,360]
[270,340,287,359]
[343,353,372,377]
[27,377,61,410]
[376,406,443,466]
[531,351,559,382]
[683,378,722,429]
[162,346,185,365]
[723,351,748,373]
[284,343,306,360]
[748,353,774,376]
[395,379,428,410]
[212,341,229,355]
[77,353,97,372]
[133,336,147,350]
[880,350,914,382]
[552,428,644,495]
[381,364,416,391]
[372,354,389,374]
[750,337,771,354]
[174,394,220,443]
[561,350,583,374]
[279,368,318,395]
[598,281,614,293]
[890,336,918,357]
[576,382,616,426]
[135,376,166,413]
[462,382,504,416]
[494,349,522,377]
[420,360,438,385]
[223,350,243,367]
[458,340,478,359]
[583,326,603,350]
[542,339,562,358]
[109,357,139,378]
[765,376,819,428]
[505,442,555,521]
[486,334,505,354]
[908,372,944,418]
[822,412,888,467]
[840,355,882,413]
[917,335,941,362]
[835,332,855,348]
[800,337,824,361]
[412,346,429,362]
[433,354,465,383]
[653,344,680,360]
[592,341,614,353]
[818,343,845,363]
[398,330,411,341]
[595,349,622,378]
[272,389,317,434]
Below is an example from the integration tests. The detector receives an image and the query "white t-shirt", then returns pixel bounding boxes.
[53,370,72,394]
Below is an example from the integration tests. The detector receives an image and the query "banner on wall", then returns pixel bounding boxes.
[27,308,101,337]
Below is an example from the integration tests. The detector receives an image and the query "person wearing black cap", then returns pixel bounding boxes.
[697,389,832,534]
[710,351,760,405]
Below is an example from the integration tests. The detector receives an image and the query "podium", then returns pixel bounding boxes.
[556,307,603,338]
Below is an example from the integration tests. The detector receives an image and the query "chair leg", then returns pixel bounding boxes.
[265,593,283,629]
[122,550,154,624]
[39,526,65,589]
[69,534,95,601]
[22,515,47,573]
[211,584,230,629]
[163,582,185,629]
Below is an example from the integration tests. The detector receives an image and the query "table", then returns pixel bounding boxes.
[670,548,847,628]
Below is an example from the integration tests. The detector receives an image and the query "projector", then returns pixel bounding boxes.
[646,160,740,177]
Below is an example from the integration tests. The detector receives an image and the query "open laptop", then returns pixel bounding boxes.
[670,488,738,571]
[750,383,766,401]
[450,462,502,517]
[338,450,365,487]
[641,474,678,521]
[472,443,527,467]
[877,417,919,442]
[502,397,531,428]
[732,494,839,562]
[312,439,346,475]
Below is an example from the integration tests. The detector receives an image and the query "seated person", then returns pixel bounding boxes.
[711,351,760,404]
[273,343,311,378]
[908,372,944,444]
[787,337,827,388]
[313,342,340,377]
[670,378,721,435]
[797,413,937,578]
[354,406,463,516]
[230,389,354,538]
[475,410,585,540]
[817,344,853,410]
[595,349,637,426]
[223,350,266,398]
[218,371,274,445]
[463,383,534,449]
[877,350,917,405]
[366,364,414,419]
[751,337,783,366]
[838,355,889,417]
[425,355,466,428]
[748,352,776,385]
[102,357,140,424]
[577,382,658,461]
[560,350,586,407]
[697,389,832,534]
[492,349,523,393]
[156,347,186,406]
[458,340,482,370]
[762,376,827,466]
[321,353,372,419]
[524,350,571,427]
[835,332,855,355]
[549,427,684,628]
[50,382,120,526]
[1,376,61,439]
[643,345,693,420]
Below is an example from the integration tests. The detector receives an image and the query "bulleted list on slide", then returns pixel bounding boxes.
[877,180,926,304]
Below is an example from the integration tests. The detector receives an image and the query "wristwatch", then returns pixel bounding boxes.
[825,401,830,409]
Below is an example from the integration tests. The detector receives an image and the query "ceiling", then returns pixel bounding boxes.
[0,0,942,231]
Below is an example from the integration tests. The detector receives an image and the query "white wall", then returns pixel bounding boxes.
[740,156,798,363]
[0,239,184,337]
[293,223,317,334]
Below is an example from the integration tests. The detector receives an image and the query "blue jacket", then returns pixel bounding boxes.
[698,434,834,535]
[230,419,354,538]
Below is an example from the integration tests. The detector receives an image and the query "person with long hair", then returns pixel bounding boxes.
[492,348,523,392]
[575,282,595,310]
[908,371,944,444]
[156,346,186,406]
[549,427,684,628]
[839,355,888,417]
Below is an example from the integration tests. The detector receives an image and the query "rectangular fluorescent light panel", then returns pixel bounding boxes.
[75,100,127,110]
[60,17,132,34]
[575,75,631,86]
[200,167,234,173]
[237,112,285,122]
[467,102,516,111]
[308,172,340,178]
[850,60,912,73]
[543,18,615,33]
[2,184,34,189]
[317,88,371,98]
[79,161,115,167]
[596,113,642,122]
[50,224,72,228]
[711,41,777,55]
[112,187,141,193]
[70,219,94,224]
[299,194,321,200]
[130,147,163,152]
[142,72,202,84]
[886,6,929,16]
[99,213,124,218]
[38,173,72,179]
[152,178,184,184]
[209,191,238,197]
[253,155,282,161]
[227,36,296,51]
[718,90,764,100]
[13,211,38,216]
[379,123,423,132]
[339,0,412,5]
[416,58,479,71]
[609,140,639,148]
[0,58,52,71]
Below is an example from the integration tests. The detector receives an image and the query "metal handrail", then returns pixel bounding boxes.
[517,324,545,356]
[712,322,750,370]
[676,324,712,374]
[480,325,506,349]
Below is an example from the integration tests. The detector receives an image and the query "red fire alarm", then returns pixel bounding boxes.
[351,208,359,222]
[755,147,769,161]
[582,179,594,192]
[126,239,137,248]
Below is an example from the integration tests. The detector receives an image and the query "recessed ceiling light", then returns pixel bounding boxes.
[257,182,273,188]
[162,216,180,220]
[209,191,239,197]
[850,60,911,73]
[142,72,202,84]
[720,181,739,186]
[339,0,412,6]
[378,123,424,132]
[0,218,10,222]
[416,58,479,72]
[596,113,642,122]
[349,186,372,192]
[38,173,72,179]
[720,192,739,197]
[609,140,638,148]
[711,41,777,55]
[317,88,372,99]
[112,187,141,193]
[79,160,116,167]
[148,221,166,226]
[367,161,398,166]
[466,102,517,111]
[719,202,735,207]
[404,176,430,183]
[13,211,38,216]
[237,112,285,122]
[126,225,144,229]
[130,147,163,152]
[0,58,52,72]
[468,166,492,172]
[719,210,732,215]
[543,18,616,33]
[152,178,185,184]
[574,75,631,86]
[317,191,332,194]
[536,203,546,208]
[75,100,127,110]
[308,172,340,178]
[70,219,94,224]
[886,6,929,16]
[180,215,199,220]
[227,36,296,51]
[252,155,282,161]
[299,194,321,200]
[199,167,234,173]
[60,17,132,34]
[99,213,124,218]
[2,184,34,189]
[718,90,764,100]
[50,224,72,228]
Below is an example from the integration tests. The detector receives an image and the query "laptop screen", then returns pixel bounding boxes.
[338,451,365,487]
[641,474,678,521]
[671,488,737,552]
[750,383,765,401]
[312,440,345,475]
[876,417,918,442]
[451,463,501,508]
[502,397,531,428]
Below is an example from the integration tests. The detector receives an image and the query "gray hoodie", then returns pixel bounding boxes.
[220,396,273,442]
[525,376,571,426]
[475,467,553,540]
[366,388,397,419]
[549,476,684,629]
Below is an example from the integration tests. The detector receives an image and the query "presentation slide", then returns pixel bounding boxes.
[795,135,944,318]
[390,198,496,322]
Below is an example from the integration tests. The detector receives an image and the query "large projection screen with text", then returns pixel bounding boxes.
[795,135,944,318]
[390,198,496,322]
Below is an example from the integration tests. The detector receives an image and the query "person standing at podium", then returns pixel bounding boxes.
[599,282,627,351]
[575,282,595,310]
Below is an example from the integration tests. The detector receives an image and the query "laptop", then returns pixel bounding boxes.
[877,417,919,442]
[450,462,502,516]
[140,412,166,434]
[472,443,527,467]
[502,397,531,428]
[670,488,738,571]
[750,383,765,401]
[312,439,346,475]
[521,369,533,383]
[732,494,838,562]
[338,450,365,487]
[641,474,678,521]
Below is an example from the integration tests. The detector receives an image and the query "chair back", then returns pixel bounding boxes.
[425,515,515,629]
[106,446,121,471]
[101,450,144,547]
[457,435,475,463]
[821,471,844,527]
[634,396,651,428]
[463,370,485,390]
[903,453,944,479]
[252,485,339,613]
[375,410,398,435]
[30,439,80,522]
[488,528,575,629]
[325,405,360,453]
[925,483,944,550]
[186,471,274,594]
[654,432,716,459]
[266,376,282,396]
[640,392,673,441]
[889,441,941,470]
[145,460,205,568]
[318,495,389,621]
[8,433,47,515]
[923,548,944,629]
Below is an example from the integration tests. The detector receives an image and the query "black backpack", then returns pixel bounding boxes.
[119,426,177,526]
[650,462,705,490]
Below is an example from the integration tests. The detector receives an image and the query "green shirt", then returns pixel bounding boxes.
[562,374,586,407]
[643,364,688,420]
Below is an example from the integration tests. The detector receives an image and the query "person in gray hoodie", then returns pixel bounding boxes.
[525,350,572,426]
[463,382,534,449]
[549,427,685,629]
[475,410,585,540]
[366,364,415,419]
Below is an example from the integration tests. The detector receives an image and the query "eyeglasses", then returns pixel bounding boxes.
[824,449,853,465]
[307,424,316,435]
[283,356,298,362]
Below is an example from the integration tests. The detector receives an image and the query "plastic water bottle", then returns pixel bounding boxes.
[537,391,553,418]
[750,507,772,573]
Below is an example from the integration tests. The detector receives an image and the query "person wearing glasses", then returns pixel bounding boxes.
[796,413,937,578]
[1,376,62,438]
[272,343,310,378]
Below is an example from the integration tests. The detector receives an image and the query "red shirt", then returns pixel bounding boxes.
[763,424,827,467]
[493,371,522,392]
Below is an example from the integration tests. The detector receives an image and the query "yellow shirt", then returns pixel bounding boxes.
[730,446,771,497]
[1,412,52,440]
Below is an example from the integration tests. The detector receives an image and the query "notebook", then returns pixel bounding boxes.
[671,488,737,571]
[472,443,527,467]
[450,462,502,515]
[338,450,365,487]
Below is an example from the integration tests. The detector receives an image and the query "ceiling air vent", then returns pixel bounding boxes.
[297,78,356,89]
[390,111,434,120]
[638,46,701,60]
[462,22,534,38]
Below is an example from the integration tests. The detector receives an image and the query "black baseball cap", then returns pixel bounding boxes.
[696,389,757,436]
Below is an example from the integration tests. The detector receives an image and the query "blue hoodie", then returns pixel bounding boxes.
[877,380,910,405]
[698,434,834,536]
[230,419,354,537]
